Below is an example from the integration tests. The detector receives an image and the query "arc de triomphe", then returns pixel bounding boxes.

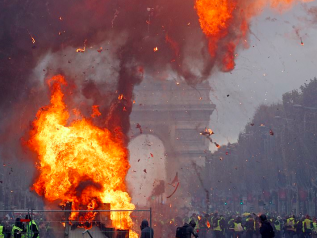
[127,79,216,209]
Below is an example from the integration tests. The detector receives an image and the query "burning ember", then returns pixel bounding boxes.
[76,40,87,53]
[206,221,211,228]
[27,75,136,234]
[153,47,158,52]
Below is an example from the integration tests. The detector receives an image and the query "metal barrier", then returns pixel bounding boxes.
[0,208,152,238]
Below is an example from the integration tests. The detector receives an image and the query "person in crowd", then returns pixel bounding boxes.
[255,216,261,238]
[312,217,317,238]
[227,215,235,238]
[185,220,198,238]
[273,216,282,238]
[11,218,25,238]
[285,215,296,238]
[213,215,225,238]
[233,216,244,238]
[0,220,5,238]
[303,215,313,238]
[198,214,209,238]
[260,214,275,238]
[245,215,255,238]
[25,215,39,238]
[140,219,154,238]
[297,216,304,238]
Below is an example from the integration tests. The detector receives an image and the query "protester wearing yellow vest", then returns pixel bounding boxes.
[11,218,25,238]
[0,224,4,238]
[274,216,282,238]
[234,217,244,238]
[25,215,39,238]
[227,216,235,238]
[312,219,317,236]
[285,216,296,238]
[303,215,313,238]
[214,216,225,238]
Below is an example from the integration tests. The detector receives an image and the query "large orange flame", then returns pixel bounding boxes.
[195,0,314,71]
[27,75,136,233]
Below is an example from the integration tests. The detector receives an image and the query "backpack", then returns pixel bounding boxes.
[176,226,187,238]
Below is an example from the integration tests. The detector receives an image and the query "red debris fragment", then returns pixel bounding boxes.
[166,182,179,198]
[150,153,153,157]
[269,129,274,136]
[136,123,143,134]
[143,169,147,173]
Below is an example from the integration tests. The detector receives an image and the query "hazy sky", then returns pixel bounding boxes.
[209,2,317,148]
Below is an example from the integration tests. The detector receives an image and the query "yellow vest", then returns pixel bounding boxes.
[12,226,25,238]
[275,221,281,231]
[303,219,312,232]
[234,223,243,232]
[214,219,222,231]
[26,220,39,238]
[286,218,296,231]
[0,226,4,238]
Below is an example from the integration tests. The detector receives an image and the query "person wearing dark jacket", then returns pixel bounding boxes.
[260,214,275,238]
[140,219,154,238]
[245,216,255,238]
[185,220,198,238]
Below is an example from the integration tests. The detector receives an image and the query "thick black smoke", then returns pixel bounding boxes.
[0,0,216,145]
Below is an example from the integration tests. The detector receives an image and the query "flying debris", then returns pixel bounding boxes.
[76,39,87,53]
[136,123,143,134]
[269,129,274,136]
[168,173,179,187]
[301,38,304,46]
[166,182,179,198]
[200,128,214,136]
[199,127,220,148]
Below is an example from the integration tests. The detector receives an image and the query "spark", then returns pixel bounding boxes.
[76,39,87,53]
[153,47,158,52]
[28,33,36,44]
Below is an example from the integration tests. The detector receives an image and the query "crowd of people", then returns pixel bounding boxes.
[0,214,48,238]
[168,213,317,238]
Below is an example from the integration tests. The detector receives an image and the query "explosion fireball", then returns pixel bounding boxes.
[195,0,314,71]
[27,75,135,232]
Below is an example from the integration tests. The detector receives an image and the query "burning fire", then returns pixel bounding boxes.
[153,47,158,52]
[27,75,136,233]
[206,221,211,228]
[91,105,101,118]
[195,0,314,71]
